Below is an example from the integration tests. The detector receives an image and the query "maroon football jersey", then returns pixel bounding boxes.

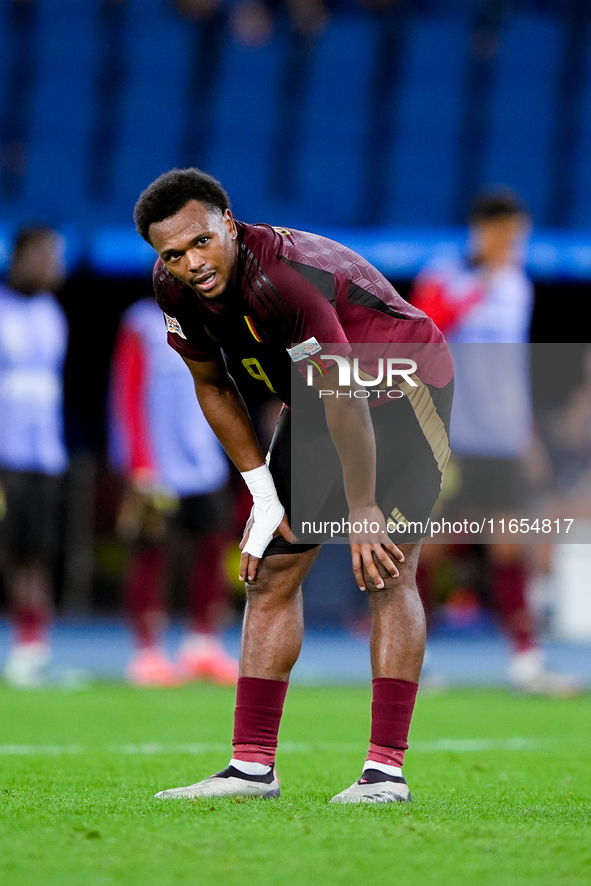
[153,222,452,405]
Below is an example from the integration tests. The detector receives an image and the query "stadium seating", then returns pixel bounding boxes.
[0,1,590,241]
[0,3,10,146]
[384,12,471,227]
[199,30,288,225]
[110,0,193,223]
[21,0,101,223]
[289,15,382,227]
[570,27,591,229]
[480,11,565,226]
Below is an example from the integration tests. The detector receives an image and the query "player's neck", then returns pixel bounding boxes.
[7,274,45,297]
[472,247,518,271]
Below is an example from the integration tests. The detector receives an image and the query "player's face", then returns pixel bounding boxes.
[149,200,238,298]
[13,233,66,294]
[471,215,530,266]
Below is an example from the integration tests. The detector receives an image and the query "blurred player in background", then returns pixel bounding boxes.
[536,344,591,519]
[411,190,580,696]
[110,296,239,686]
[132,167,453,804]
[0,227,68,687]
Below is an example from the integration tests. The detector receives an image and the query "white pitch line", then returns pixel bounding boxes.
[0,738,546,756]
[108,743,229,755]
[0,744,84,755]
[413,737,545,752]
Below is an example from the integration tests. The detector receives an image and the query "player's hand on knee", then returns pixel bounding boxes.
[238,508,294,582]
[351,543,403,591]
[239,505,255,552]
[238,506,256,581]
[238,511,295,582]
[239,464,287,579]
[239,550,261,583]
[348,506,404,591]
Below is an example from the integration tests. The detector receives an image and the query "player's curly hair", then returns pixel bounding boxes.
[134,168,231,242]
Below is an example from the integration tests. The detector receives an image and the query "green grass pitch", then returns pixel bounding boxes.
[0,683,590,886]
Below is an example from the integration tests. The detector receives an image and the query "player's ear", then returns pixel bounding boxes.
[223,208,237,239]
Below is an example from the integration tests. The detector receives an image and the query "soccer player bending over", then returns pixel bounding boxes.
[133,168,453,803]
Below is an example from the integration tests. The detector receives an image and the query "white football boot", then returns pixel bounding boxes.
[3,642,51,688]
[155,765,280,799]
[331,768,412,804]
[508,648,583,698]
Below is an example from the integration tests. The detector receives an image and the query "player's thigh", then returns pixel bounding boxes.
[373,394,449,544]
[266,405,341,551]
[2,470,61,565]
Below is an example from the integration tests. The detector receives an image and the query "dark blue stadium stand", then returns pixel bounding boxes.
[111,0,193,220]
[480,12,564,226]
[291,15,381,227]
[0,2,590,277]
[0,2,10,135]
[570,29,591,229]
[200,31,288,225]
[21,0,100,223]
[384,13,471,227]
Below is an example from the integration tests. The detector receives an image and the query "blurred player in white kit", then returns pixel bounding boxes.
[0,228,68,687]
[412,190,581,696]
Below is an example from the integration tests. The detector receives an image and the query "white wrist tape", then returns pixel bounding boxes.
[240,464,285,558]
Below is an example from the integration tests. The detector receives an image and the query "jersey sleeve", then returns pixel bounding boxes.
[153,260,221,363]
[410,267,485,336]
[161,310,221,363]
[110,324,157,483]
[410,275,459,334]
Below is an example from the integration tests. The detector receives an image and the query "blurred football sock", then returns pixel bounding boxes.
[12,600,51,646]
[490,560,536,654]
[187,531,230,635]
[9,564,52,646]
[124,546,167,648]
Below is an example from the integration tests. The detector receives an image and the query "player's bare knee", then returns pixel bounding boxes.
[365,575,398,597]
[245,577,302,609]
[365,570,418,600]
[245,552,307,603]
[363,556,405,596]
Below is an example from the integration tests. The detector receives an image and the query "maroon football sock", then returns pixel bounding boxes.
[490,559,536,654]
[366,677,419,769]
[10,565,53,645]
[12,601,51,645]
[187,532,229,635]
[232,676,289,766]
[124,546,168,649]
